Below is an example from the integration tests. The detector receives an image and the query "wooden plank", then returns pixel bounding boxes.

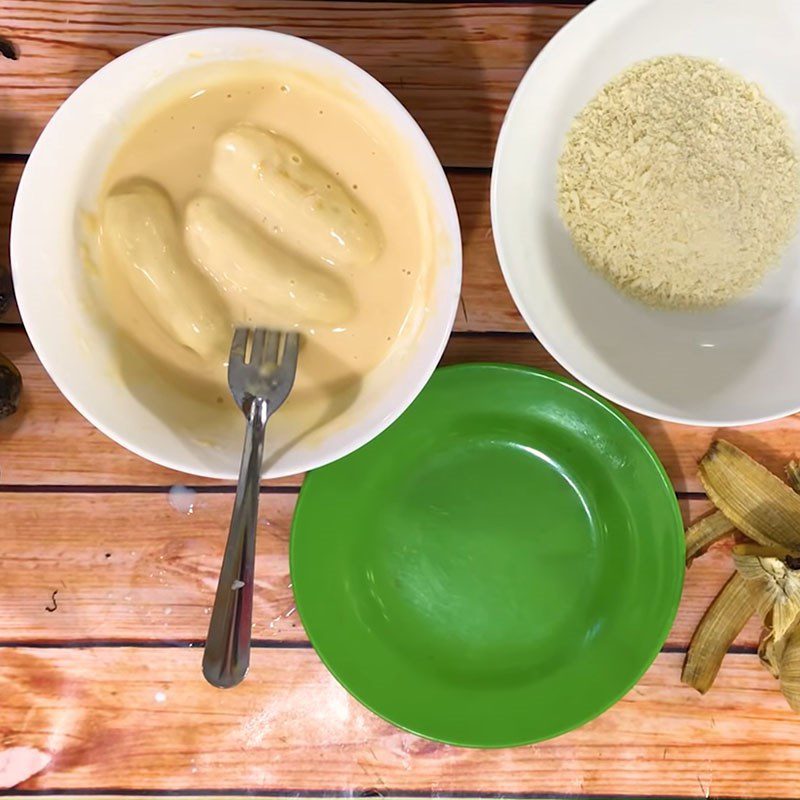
[0,492,762,650]
[1,647,797,796]
[0,1,579,166]
[0,328,281,487]
[452,171,526,331]
[0,492,300,643]
[0,159,22,324]
[0,163,524,333]
[0,160,22,278]
[4,326,800,490]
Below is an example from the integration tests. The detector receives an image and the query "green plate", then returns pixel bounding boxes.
[290,364,683,747]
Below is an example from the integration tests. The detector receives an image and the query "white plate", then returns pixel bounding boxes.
[492,0,800,426]
[11,28,462,479]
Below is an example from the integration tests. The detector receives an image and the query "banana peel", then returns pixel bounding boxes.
[698,440,800,551]
[685,510,735,566]
[732,545,800,642]
[682,571,757,694]
[787,460,800,495]
[778,624,800,712]
[759,626,780,678]
[684,440,800,706]
[762,622,800,711]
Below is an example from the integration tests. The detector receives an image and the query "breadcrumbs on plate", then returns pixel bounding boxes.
[557,55,800,309]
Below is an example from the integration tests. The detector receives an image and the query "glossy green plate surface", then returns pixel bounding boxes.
[291,364,683,747]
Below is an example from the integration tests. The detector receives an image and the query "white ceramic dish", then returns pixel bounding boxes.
[11,28,461,479]
[492,0,800,427]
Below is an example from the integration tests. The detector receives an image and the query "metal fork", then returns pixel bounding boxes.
[203,327,300,689]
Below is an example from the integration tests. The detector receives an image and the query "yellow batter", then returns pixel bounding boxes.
[88,60,435,431]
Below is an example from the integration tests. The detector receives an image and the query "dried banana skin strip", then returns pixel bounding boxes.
[685,510,735,566]
[102,180,227,358]
[684,441,800,704]
[760,627,781,678]
[779,625,800,711]
[682,571,757,694]
[212,125,382,268]
[732,546,800,642]
[764,623,800,711]
[698,440,800,551]
[687,452,800,566]
[786,460,800,494]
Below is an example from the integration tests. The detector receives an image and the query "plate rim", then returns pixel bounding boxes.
[290,362,685,747]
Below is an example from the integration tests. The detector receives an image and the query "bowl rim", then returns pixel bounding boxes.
[11,27,462,478]
[490,0,799,428]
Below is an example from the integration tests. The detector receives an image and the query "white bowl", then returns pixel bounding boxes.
[492,0,800,427]
[11,28,461,478]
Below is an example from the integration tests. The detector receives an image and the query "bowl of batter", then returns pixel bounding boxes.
[11,28,461,478]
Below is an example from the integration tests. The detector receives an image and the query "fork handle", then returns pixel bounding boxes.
[203,396,269,688]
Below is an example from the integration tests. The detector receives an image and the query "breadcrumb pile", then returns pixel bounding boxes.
[557,55,800,309]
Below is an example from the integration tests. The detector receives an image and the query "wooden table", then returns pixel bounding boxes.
[1,3,799,798]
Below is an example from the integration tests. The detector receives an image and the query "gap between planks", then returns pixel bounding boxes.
[1,793,785,800]
[0,156,495,171]
[0,792,786,800]
[0,484,702,498]
[0,640,759,655]
[0,639,311,649]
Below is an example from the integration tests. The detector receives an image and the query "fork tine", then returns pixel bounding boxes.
[265,330,280,363]
[230,328,248,363]
[250,329,267,364]
[280,332,299,365]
